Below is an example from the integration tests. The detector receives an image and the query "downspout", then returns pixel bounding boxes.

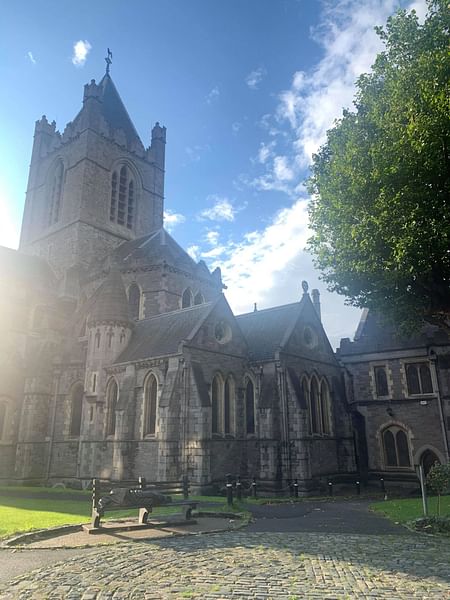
[429,349,450,461]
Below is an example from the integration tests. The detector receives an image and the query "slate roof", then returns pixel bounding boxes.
[89,269,131,324]
[0,246,55,285]
[236,302,301,361]
[115,302,214,363]
[338,309,450,356]
[97,74,142,147]
[110,228,209,276]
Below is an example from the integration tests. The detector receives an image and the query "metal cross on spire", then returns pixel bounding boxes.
[105,48,113,75]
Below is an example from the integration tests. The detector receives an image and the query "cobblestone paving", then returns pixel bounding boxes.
[1,531,449,599]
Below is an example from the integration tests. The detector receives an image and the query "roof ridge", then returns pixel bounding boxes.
[236,302,300,318]
[136,302,214,324]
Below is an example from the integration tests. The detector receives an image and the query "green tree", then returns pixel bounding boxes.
[308,0,450,332]
[426,462,450,515]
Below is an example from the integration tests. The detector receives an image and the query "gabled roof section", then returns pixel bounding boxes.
[89,269,131,325]
[236,302,301,361]
[339,309,449,356]
[98,74,142,147]
[115,302,215,363]
[109,228,209,275]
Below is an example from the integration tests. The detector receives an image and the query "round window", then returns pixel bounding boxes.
[303,326,318,349]
[214,320,232,344]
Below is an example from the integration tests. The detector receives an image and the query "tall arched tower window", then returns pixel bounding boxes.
[320,379,332,435]
[48,160,64,226]
[128,283,141,320]
[110,165,135,229]
[106,378,118,436]
[310,376,320,434]
[69,383,84,437]
[143,374,158,436]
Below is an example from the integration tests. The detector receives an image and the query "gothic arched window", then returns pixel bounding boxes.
[211,374,222,434]
[245,378,255,435]
[106,378,118,436]
[110,165,135,229]
[382,426,411,468]
[69,383,84,437]
[320,379,332,435]
[48,160,64,226]
[182,288,193,308]
[194,292,204,305]
[143,374,157,436]
[310,376,320,434]
[224,376,234,435]
[301,377,311,433]
[128,284,141,320]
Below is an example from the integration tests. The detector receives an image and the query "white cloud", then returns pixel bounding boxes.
[206,86,220,104]
[273,156,295,181]
[274,0,427,168]
[205,230,220,246]
[164,209,185,232]
[72,40,92,67]
[257,141,275,164]
[245,67,266,90]
[232,122,242,134]
[199,196,236,222]
[27,51,36,65]
[187,245,200,261]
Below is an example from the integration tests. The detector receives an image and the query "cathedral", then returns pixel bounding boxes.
[0,67,448,493]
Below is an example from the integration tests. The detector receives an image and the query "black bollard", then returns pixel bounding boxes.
[226,473,233,506]
[328,481,333,497]
[293,479,299,498]
[380,477,386,494]
[252,477,257,498]
[236,475,242,501]
[356,480,361,495]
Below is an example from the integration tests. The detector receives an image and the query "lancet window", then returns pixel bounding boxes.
[110,165,135,229]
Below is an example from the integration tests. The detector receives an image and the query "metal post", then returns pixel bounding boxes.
[252,477,257,498]
[293,479,299,498]
[416,464,428,517]
[356,480,361,495]
[236,475,242,501]
[380,477,386,494]
[328,481,333,497]
[226,473,233,506]
[92,478,97,511]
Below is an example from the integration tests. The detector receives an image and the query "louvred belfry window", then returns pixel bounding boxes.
[110,165,135,229]
[48,160,64,226]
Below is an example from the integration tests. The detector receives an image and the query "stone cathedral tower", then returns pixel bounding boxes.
[19,73,166,278]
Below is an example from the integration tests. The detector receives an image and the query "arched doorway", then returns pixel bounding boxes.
[421,449,440,477]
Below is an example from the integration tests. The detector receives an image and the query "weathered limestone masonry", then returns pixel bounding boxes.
[338,309,450,485]
[0,66,448,492]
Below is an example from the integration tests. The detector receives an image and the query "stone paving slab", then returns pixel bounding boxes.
[0,531,449,599]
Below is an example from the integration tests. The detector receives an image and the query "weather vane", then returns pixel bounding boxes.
[105,48,113,75]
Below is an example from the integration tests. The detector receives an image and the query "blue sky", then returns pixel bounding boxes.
[0,0,426,347]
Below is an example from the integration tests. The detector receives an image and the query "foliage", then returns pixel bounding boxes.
[308,0,450,332]
[411,515,450,535]
[426,462,450,514]
[371,494,450,523]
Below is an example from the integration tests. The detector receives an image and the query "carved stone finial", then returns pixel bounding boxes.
[105,48,113,75]
[253,302,257,312]
[301,280,309,294]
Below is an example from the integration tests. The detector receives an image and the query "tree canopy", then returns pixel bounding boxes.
[308,0,450,332]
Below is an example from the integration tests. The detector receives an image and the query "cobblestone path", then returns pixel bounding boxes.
[1,531,449,599]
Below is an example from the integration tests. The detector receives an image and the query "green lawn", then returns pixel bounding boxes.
[0,487,242,539]
[371,494,450,522]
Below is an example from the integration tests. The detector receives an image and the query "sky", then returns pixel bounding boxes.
[0,0,427,348]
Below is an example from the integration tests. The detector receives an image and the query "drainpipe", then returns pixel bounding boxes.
[429,349,450,461]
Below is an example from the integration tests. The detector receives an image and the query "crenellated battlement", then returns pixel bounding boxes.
[83,79,102,102]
